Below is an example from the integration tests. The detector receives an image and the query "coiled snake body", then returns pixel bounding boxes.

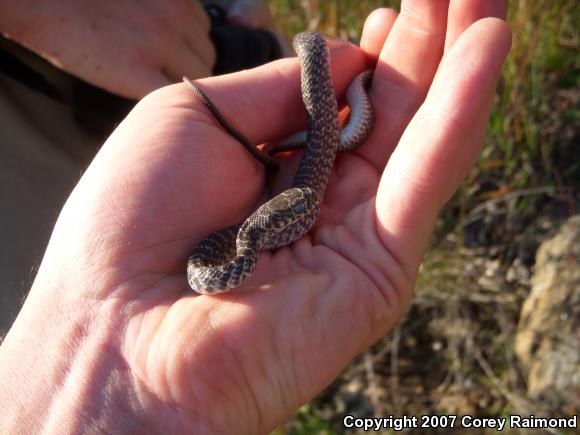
[185,31,374,294]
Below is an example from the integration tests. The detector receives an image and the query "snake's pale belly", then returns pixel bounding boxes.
[186,31,374,294]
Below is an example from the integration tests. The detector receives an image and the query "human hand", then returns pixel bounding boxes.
[0,1,510,433]
[0,0,216,99]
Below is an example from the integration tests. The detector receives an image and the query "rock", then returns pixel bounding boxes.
[515,215,580,410]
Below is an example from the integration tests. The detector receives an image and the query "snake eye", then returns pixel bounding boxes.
[292,201,307,214]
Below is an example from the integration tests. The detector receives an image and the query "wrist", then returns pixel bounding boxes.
[0,282,134,432]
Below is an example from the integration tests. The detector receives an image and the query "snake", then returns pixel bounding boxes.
[185,31,374,294]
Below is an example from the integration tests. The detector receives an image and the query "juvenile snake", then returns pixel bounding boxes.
[185,31,374,294]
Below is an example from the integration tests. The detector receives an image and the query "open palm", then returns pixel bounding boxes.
[10,2,510,434]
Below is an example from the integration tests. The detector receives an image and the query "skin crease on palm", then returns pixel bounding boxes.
[0,1,511,434]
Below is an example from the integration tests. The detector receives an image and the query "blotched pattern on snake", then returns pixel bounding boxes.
[185,31,374,294]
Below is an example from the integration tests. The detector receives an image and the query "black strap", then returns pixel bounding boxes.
[204,3,283,75]
[0,36,67,103]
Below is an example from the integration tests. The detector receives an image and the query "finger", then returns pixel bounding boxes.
[163,37,215,82]
[118,66,173,99]
[180,42,370,145]
[445,0,508,51]
[360,8,398,58]
[360,0,450,168]
[161,1,215,81]
[181,0,217,68]
[375,18,511,277]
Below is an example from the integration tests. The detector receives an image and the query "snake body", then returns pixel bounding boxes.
[186,31,374,294]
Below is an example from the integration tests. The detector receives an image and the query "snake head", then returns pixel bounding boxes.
[267,187,317,220]
[251,187,320,250]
